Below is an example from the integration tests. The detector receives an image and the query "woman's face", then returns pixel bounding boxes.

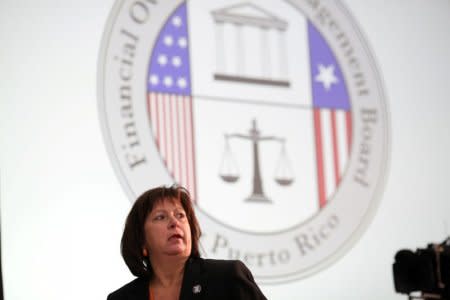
[143,197,192,259]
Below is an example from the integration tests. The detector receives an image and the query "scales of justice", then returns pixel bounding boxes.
[219,119,294,203]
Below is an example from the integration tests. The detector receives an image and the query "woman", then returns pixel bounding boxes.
[107,185,267,300]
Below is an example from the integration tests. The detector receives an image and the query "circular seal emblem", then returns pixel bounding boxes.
[98,0,389,283]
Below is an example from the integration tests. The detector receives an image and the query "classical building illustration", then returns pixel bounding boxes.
[211,3,290,87]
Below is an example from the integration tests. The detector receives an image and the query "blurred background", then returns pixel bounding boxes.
[1,0,450,299]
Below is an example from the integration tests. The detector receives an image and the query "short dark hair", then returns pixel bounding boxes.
[120,185,201,277]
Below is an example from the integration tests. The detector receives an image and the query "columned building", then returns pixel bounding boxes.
[211,3,290,87]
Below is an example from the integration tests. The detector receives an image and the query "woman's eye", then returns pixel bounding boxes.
[154,215,165,221]
[176,212,186,219]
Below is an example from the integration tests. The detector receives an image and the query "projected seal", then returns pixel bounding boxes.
[98,0,390,283]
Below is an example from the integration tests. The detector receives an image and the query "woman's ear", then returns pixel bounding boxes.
[142,248,148,257]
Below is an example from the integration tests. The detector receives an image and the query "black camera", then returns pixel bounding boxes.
[393,238,450,299]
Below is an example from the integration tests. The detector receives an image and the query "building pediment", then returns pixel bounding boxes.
[212,2,287,30]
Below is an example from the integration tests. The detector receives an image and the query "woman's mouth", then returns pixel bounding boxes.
[168,233,183,241]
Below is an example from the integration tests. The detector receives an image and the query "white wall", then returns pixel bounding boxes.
[1,0,449,299]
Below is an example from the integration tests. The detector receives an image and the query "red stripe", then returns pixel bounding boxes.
[330,110,340,185]
[161,94,167,165]
[346,111,352,155]
[167,94,175,179]
[182,98,188,190]
[314,109,326,208]
[169,95,176,178]
[184,97,192,197]
[178,96,187,188]
[153,94,160,148]
[163,94,169,167]
[171,96,178,181]
[186,97,194,200]
[155,94,160,148]
[182,97,191,191]
[176,96,183,186]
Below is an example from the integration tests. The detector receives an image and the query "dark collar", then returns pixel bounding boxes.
[129,276,150,300]
[179,257,204,300]
[133,257,204,300]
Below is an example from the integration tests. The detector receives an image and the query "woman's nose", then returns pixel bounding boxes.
[167,215,179,228]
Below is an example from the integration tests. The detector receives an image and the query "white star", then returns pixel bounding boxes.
[314,64,339,91]
[163,35,173,46]
[172,16,182,27]
[158,54,168,66]
[172,56,182,67]
[178,37,187,48]
[177,77,187,89]
[163,76,173,87]
[149,74,159,85]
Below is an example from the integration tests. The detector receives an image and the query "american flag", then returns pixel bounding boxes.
[146,3,197,199]
[308,22,353,208]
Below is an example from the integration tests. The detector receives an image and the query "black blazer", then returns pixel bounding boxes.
[107,257,267,300]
